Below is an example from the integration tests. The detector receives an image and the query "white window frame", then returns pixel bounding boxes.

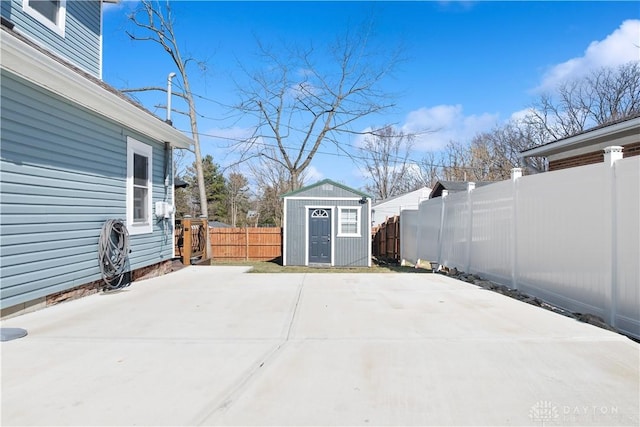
[23,0,67,37]
[126,137,153,235]
[337,206,361,237]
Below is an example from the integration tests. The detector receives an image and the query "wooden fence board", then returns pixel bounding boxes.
[209,227,282,261]
[371,216,400,262]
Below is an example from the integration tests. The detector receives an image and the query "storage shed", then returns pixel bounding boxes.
[282,179,371,267]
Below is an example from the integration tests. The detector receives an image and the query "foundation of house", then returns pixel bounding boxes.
[0,259,180,320]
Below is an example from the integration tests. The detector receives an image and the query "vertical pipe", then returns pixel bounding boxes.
[166,72,177,124]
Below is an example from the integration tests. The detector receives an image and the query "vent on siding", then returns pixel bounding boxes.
[321,184,333,191]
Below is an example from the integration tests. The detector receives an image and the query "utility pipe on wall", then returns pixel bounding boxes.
[166,72,177,125]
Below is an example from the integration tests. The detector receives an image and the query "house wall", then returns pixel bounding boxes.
[549,141,640,171]
[0,70,175,310]
[1,0,102,77]
[284,198,370,267]
[371,187,430,227]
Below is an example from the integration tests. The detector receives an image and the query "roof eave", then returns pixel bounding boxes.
[521,117,640,158]
[281,178,371,199]
[0,28,193,150]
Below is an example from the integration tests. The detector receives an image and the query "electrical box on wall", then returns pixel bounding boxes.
[155,201,175,219]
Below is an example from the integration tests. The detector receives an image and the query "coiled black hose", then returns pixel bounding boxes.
[98,219,130,290]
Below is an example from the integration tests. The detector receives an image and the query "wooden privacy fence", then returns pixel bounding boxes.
[371,215,400,263]
[210,227,282,261]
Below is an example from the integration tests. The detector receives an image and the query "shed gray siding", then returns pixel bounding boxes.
[288,182,364,199]
[284,198,370,267]
[0,70,174,309]
[1,0,101,77]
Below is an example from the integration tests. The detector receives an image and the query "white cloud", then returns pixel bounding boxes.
[304,165,324,183]
[401,104,498,151]
[103,0,139,14]
[536,19,640,92]
[509,108,536,123]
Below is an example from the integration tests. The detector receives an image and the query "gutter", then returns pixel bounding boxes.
[521,117,640,158]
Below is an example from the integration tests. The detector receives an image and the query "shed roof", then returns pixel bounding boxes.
[429,181,494,199]
[281,179,371,199]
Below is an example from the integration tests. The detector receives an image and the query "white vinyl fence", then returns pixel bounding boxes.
[401,147,639,338]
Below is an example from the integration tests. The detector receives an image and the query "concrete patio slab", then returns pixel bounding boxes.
[1,266,638,426]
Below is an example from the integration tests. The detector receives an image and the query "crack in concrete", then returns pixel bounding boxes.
[191,274,307,425]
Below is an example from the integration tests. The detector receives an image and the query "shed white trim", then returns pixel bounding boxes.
[304,205,335,267]
[282,198,288,266]
[285,197,365,201]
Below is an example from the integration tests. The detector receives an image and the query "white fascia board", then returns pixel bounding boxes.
[284,197,364,201]
[0,32,193,149]
[521,117,640,158]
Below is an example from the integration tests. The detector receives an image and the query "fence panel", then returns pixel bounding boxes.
[439,191,469,271]
[469,180,513,284]
[516,163,607,317]
[401,151,638,338]
[416,197,443,262]
[209,227,282,261]
[399,209,418,263]
[371,216,401,262]
[614,157,640,335]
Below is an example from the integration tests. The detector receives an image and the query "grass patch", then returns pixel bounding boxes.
[207,259,434,274]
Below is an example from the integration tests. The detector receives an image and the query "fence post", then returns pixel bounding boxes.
[182,216,192,265]
[465,182,475,272]
[604,146,623,327]
[510,168,522,290]
[245,227,249,261]
[436,190,448,266]
[199,216,209,260]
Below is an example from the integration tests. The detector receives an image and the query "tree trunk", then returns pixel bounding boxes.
[182,75,208,218]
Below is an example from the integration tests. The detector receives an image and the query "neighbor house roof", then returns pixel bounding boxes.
[280,179,371,199]
[520,114,640,159]
[208,221,231,228]
[174,178,189,188]
[372,187,431,208]
[429,181,493,199]
[0,24,193,149]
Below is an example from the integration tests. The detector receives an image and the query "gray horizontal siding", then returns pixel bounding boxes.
[284,198,370,267]
[1,0,101,77]
[0,70,174,309]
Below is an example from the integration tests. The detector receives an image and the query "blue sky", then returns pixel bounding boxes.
[102,1,640,190]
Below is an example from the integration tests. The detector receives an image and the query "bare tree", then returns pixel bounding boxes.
[416,152,443,189]
[249,150,306,227]
[226,171,249,227]
[233,26,400,190]
[359,125,419,200]
[126,0,209,218]
[527,61,640,141]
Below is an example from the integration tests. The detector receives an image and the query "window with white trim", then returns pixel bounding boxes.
[126,137,153,235]
[23,0,67,36]
[338,207,361,237]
